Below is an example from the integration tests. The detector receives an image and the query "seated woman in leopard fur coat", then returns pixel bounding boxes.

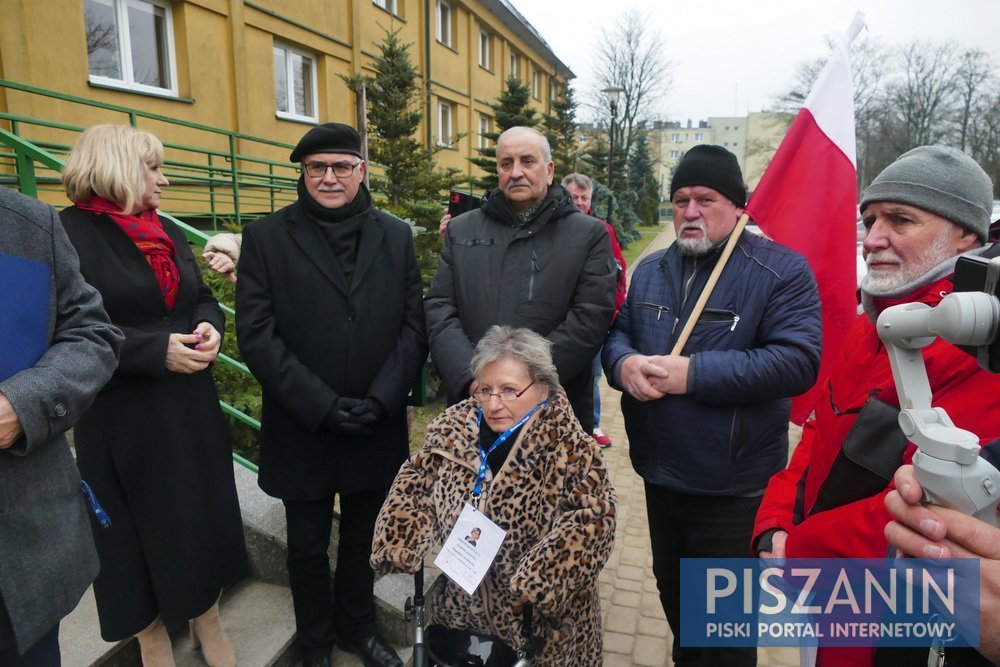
[371,325,617,666]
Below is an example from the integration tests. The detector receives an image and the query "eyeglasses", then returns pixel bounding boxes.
[474,381,535,403]
[302,160,361,179]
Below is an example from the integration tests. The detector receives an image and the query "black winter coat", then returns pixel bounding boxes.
[425,184,616,431]
[235,201,427,500]
[60,205,247,641]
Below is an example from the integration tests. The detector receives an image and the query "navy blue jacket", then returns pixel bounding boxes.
[603,230,822,495]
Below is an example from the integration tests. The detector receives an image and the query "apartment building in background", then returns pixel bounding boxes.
[645,113,791,202]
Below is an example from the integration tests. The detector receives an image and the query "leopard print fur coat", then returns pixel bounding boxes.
[371,388,617,666]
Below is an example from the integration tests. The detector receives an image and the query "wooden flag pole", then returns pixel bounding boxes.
[669,212,751,356]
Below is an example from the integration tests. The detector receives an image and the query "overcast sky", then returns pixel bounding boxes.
[505,0,1000,123]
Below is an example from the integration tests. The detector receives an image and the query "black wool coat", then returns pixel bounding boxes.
[235,201,427,500]
[60,205,247,641]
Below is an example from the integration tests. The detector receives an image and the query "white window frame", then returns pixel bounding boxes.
[549,79,557,100]
[509,52,518,78]
[373,0,399,15]
[84,0,178,96]
[436,0,452,47]
[478,114,490,149]
[531,69,540,99]
[437,101,453,147]
[478,30,491,69]
[671,133,681,142]
[695,132,704,141]
[274,42,319,123]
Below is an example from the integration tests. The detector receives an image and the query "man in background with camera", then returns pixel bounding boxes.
[753,145,1000,667]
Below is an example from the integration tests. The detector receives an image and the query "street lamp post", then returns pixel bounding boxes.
[601,86,624,223]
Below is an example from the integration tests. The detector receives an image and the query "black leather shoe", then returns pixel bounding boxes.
[302,656,331,667]
[341,633,403,667]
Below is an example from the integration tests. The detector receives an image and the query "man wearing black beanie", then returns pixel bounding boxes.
[603,145,822,666]
[236,122,426,667]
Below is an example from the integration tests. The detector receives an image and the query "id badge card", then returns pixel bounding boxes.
[434,502,507,595]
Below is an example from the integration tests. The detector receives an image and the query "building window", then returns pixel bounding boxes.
[670,150,681,159]
[373,0,399,14]
[83,0,177,95]
[436,1,452,47]
[549,79,558,100]
[478,30,491,69]
[695,132,704,141]
[274,43,318,122]
[478,114,491,149]
[438,101,453,147]
[509,53,518,78]
[531,70,540,99]
[671,133,680,142]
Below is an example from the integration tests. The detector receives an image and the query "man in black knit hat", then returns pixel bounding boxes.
[236,122,426,667]
[602,144,822,666]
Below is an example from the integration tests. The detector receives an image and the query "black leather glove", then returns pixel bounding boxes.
[324,396,364,431]
[336,397,386,436]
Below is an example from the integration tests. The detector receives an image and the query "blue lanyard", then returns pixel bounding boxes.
[472,400,548,500]
[80,480,112,528]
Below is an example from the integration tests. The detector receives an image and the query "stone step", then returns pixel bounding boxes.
[174,580,296,667]
[61,579,413,666]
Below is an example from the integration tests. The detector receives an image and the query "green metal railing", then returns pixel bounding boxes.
[0,79,300,228]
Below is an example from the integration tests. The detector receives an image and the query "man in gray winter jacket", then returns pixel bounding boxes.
[425,127,617,430]
[0,187,122,663]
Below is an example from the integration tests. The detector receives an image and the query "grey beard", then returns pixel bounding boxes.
[860,246,989,321]
[677,235,713,256]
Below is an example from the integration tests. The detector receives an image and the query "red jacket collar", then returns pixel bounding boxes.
[867,275,953,314]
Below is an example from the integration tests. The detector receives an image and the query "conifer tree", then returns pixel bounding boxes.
[469,76,539,190]
[543,85,579,177]
[626,131,660,226]
[343,29,459,231]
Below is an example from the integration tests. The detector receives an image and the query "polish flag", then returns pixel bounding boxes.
[745,13,865,424]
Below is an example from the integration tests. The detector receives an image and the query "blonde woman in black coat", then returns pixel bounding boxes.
[59,124,246,667]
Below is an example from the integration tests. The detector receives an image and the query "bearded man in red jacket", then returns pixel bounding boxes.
[753,145,999,667]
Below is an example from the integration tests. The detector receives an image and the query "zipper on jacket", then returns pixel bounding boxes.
[681,257,700,310]
[635,302,670,321]
[528,250,538,302]
[730,315,740,331]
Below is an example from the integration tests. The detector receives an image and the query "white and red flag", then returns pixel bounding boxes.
[746,13,865,424]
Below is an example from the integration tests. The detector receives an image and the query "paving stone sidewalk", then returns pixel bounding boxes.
[595,224,800,667]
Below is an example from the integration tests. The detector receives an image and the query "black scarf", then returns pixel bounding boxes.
[482,184,558,229]
[296,176,373,222]
[297,177,373,282]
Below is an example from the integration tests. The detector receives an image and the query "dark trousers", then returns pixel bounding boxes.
[645,482,761,667]
[0,625,60,667]
[283,491,386,660]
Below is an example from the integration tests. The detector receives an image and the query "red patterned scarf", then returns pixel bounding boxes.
[76,196,180,310]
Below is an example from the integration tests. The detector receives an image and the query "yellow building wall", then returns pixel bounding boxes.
[0,0,571,206]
